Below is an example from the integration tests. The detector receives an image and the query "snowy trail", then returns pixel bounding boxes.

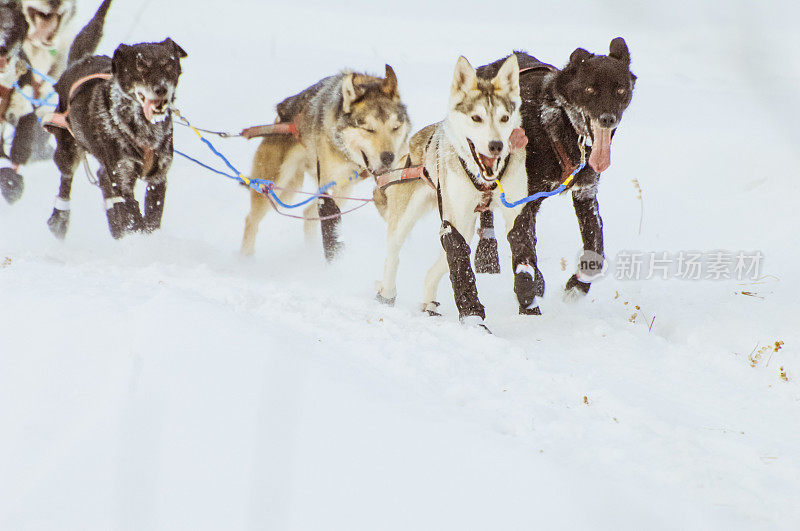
[2,0,800,529]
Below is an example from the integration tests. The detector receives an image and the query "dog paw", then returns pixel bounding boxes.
[323,240,345,262]
[421,301,442,317]
[519,305,542,316]
[106,199,143,239]
[474,236,500,274]
[460,314,492,334]
[564,274,591,301]
[375,292,396,306]
[47,208,71,240]
[0,167,24,204]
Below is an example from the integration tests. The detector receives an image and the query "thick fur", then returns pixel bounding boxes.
[477,39,636,303]
[374,55,532,325]
[0,1,32,203]
[241,65,410,261]
[21,0,76,78]
[46,1,187,239]
[0,1,30,129]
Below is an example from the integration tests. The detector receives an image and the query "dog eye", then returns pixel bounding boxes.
[585,87,596,95]
[500,115,510,123]
[363,127,376,134]
[471,115,483,123]
[392,126,401,132]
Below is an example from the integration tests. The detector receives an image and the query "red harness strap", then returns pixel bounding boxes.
[376,164,436,191]
[240,122,300,140]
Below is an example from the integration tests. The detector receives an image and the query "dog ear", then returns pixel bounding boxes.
[111,43,131,77]
[609,37,630,65]
[163,38,188,59]
[452,56,477,95]
[568,47,593,66]
[341,73,359,113]
[493,54,520,98]
[382,64,399,100]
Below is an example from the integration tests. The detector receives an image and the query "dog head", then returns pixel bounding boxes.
[555,37,636,172]
[0,2,28,75]
[112,38,188,124]
[338,65,410,174]
[21,0,75,48]
[447,54,522,180]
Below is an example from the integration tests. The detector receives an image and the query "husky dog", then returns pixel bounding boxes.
[21,0,76,77]
[241,65,410,261]
[0,0,31,202]
[374,55,532,331]
[475,39,636,308]
[0,0,76,203]
[45,0,188,239]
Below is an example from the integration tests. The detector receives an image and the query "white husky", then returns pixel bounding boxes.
[373,55,532,331]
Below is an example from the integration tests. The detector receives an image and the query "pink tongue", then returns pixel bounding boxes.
[143,100,157,120]
[480,154,498,173]
[589,121,612,173]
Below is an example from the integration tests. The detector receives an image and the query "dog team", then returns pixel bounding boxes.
[0,0,636,333]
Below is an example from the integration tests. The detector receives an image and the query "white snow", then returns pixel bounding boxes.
[1,1,799,529]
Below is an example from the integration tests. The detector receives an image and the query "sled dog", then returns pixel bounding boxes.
[241,65,411,262]
[474,39,636,308]
[374,55,533,331]
[45,0,189,239]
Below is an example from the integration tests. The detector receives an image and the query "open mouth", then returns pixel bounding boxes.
[27,8,63,47]
[466,139,499,180]
[135,90,169,122]
[588,120,613,173]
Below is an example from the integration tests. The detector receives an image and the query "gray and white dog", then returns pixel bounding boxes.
[46,0,188,239]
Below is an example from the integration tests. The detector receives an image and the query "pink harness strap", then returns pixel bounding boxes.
[44,73,113,135]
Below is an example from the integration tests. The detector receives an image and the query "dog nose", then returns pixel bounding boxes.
[599,113,618,128]
[488,141,503,156]
[380,151,395,167]
[154,87,168,98]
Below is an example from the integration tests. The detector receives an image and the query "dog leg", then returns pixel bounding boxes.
[377,188,428,305]
[318,196,344,261]
[241,189,271,256]
[475,211,500,274]
[143,181,167,233]
[46,131,81,239]
[0,113,39,204]
[99,163,143,239]
[243,139,304,255]
[566,190,604,296]
[422,251,449,316]
[505,200,545,315]
[440,215,485,322]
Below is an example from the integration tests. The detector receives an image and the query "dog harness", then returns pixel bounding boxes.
[240,122,301,140]
[44,73,158,175]
[43,73,113,135]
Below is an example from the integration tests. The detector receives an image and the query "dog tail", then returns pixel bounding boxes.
[373,187,388,219]
[67,0,113,66]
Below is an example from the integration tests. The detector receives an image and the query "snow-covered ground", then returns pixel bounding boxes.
[2,1,799,529]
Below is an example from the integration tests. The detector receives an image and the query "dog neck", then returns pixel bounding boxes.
[540,71,590,140]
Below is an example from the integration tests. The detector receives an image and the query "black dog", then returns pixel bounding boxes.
[476,38,636,314]
[0,0,30,203]
[46,2,186,239]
